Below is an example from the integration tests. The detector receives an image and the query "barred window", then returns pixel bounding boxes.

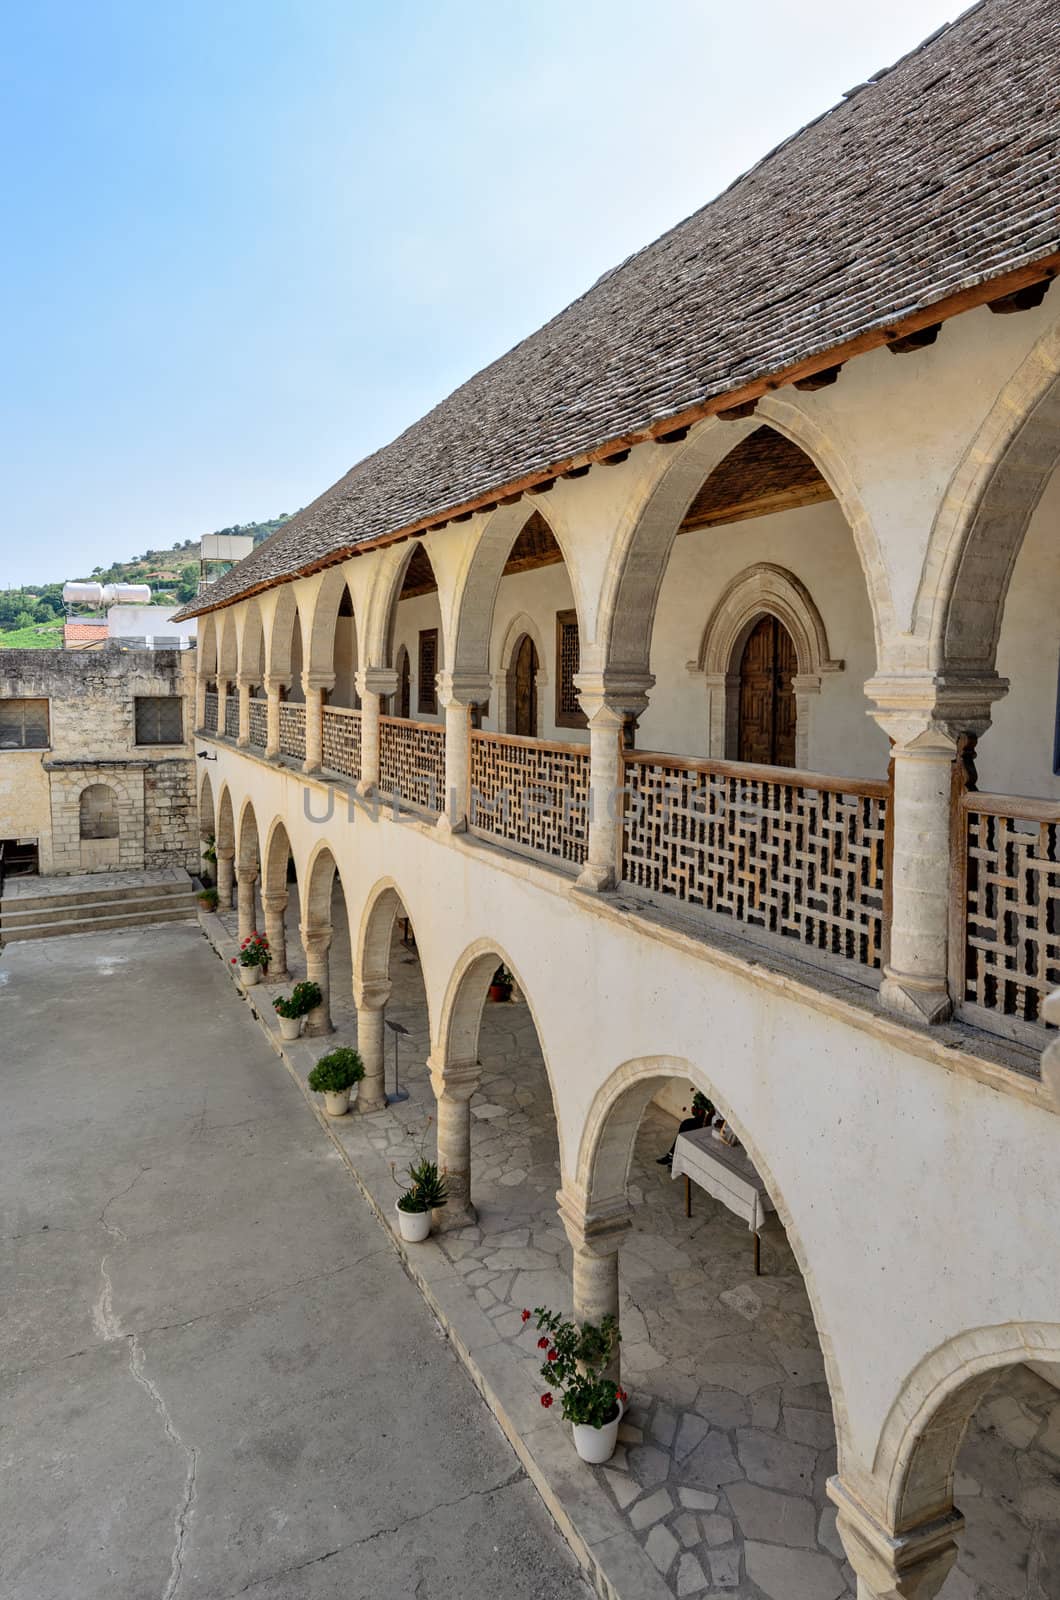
[0,698,49,749]
[555,611,586,729]
[135,696,183,745]
[417,629,438,716]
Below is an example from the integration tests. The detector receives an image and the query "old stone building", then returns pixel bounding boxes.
[0,648,198,877]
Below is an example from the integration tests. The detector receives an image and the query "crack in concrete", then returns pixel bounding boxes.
[94,1170,197,1600]
[220,1468,526,1598]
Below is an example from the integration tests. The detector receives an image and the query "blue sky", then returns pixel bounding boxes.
[0,0,960,587]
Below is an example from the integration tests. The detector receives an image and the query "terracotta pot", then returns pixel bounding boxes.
[488,984,510,1003]
[396,1202,431,1242]
[571,1399,624,1465]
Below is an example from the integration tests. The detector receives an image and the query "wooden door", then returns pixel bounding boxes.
[738,615,797,767]
[512,636,538,736]
[398,650,411,719]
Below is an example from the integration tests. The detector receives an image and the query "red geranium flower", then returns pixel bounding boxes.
[616,1388,628,1404]
[537,1337,549,1349]
[546,1348,559,1363]
[521,1309,531,1322]
[540,1393,553,1408]
[230,957,237,963]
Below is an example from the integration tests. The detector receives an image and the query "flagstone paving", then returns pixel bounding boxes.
[237,886,1060,1600]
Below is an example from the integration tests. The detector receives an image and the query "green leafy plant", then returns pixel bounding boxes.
[197,887,219,910]
[202,834,217,865]
[273,980,321,1019]
[526,1307,625,1428]
[307,1047,365,1094]
[489,963,514,998]
[396,1159,449,1214]
[234,932,269,969]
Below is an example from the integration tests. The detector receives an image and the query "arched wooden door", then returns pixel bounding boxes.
[397,648,411,719]
[737,615,797,767]
[511,635,538,737]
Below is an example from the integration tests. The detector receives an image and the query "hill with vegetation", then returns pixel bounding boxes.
[0,514,297,647]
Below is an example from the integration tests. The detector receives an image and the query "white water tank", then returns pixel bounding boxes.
[63,581,104,606]
[62,581,152,607]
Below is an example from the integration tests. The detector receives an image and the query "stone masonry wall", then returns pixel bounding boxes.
[0,648,198,875]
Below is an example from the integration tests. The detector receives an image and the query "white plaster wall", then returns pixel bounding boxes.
[487,560,582,742]
[393,589,443,723]
[977,467,1060,800]
[640,500,888,776]
[203,740,1060,1497]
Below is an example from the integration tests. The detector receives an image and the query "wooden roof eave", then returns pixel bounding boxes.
[184,251,1060,621]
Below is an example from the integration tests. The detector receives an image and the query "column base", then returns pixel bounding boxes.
[434,1202,478,1233]
[358,1091,388,1115]
[575,862,616,893]
[304,1020,335,1038]
[879,971,953,1026]
[435,812,466,836]
[266,967,289,984]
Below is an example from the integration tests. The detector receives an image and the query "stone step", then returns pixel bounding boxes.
[0,890,200,929]
[0,904,198,944]
[0,877,194,916]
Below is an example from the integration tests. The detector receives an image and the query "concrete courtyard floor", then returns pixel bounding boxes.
[0,922,591,1600]
[222,881,1060,1600]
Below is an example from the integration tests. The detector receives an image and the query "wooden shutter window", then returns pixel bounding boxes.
[417,629,438,715]
[555,611,586,729]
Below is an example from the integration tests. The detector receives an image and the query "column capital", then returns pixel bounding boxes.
[215,845,235,862]
[300,925,333,953]
[260,889,288,912]
[865,672,1008,749]
[573,669,654,724]
[304,671,336,694]
[235,864,259,884]
[353,977,392,1011]
[436,670,493,710]
[235,673,258,691]
[356,665,398,699]
[427,1053,481,1101]
[827,1477,963,1600]
[556,1184,633,1254]
[263,673,291,695]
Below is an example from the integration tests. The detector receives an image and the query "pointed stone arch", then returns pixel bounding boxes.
[262,817,296,900]
[267,585,304,688]
[198,770,215,844]
[239,600,266,685]
[198,613,218,680]
[696,562,843,766]
[217,610,239,679]
[307,566,360,695]
[236,796,260,875]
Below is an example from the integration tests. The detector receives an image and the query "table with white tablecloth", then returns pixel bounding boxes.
[671,1126,776,1273]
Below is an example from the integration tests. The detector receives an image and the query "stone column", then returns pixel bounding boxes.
[355,667,397,797]
[428,1055,481,1230]
[216,676,231,738]
[235,676,252,748]
[216,846,235,909]
[264,675,287,760]
[302,927,334,1035]
[195,672,208,734]
[303,671,335,776]
[353,979,391,1113]
[262,891,289,981]
[868,674,1004,1024]
[437,672,492,834]
[828,1478,963,1600]
[573,671,653,893]
[236,866,258,943]
[557,1186,632,1381]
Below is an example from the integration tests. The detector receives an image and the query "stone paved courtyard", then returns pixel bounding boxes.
[222,881,1060,1600]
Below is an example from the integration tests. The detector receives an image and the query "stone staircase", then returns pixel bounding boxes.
[0,869,200,944]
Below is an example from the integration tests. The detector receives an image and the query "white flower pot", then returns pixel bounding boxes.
[323,1088,351,1117]
[278,1015,302,1041]
[240,965,261,987]
[396,1202,431,1242]
[571,1399,624,1465]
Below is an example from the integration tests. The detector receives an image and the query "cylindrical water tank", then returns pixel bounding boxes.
[102,583,152,605]
[62,581,105,606]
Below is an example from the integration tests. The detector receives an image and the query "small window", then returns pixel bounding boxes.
[417,629,438,715]
[135,696,183,745]
[555,611,586,729]
[0,698,49,749]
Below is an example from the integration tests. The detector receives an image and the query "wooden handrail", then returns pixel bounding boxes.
[322,703,362,720]
[959,790,1060,823]
[622,747,890,800]
[470,728,590,759]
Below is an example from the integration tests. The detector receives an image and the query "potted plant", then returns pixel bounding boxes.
[393,1156,449,1243]
[273,980,321,1041]
[197,886,219,912]
[526,1306,626,1464]
[232,931,269,986]
[488,963,514,1003]
[307,1047,364,1116]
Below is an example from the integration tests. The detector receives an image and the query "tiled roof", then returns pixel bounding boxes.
[63,622,109,649]
[180,0,1060,618]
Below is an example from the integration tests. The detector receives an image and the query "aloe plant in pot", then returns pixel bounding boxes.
[307,1047,364,1116]
[393,1156,449,1243]
[273,980,322,1041]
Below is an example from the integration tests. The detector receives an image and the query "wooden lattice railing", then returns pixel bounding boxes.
[379,716,444,813]
[322,705,362,781]
[248,698,267,749]
[469,730,590,865]
[953,792,1059,1043]
[620,751,890,974]
[203,691,218,732]
[279,701,306,761]
[224,694,240,739]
